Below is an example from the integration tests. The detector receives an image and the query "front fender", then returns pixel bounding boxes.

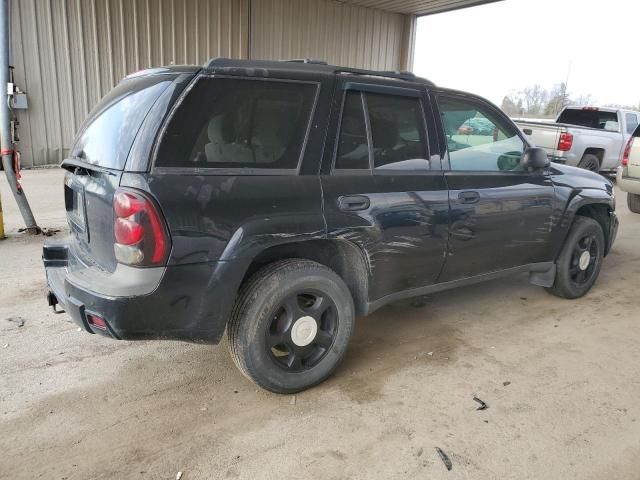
[551,188,615,259]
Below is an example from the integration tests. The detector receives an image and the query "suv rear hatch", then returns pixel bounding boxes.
[62,69,196,272]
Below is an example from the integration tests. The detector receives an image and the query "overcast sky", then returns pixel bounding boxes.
[414,0,638,108]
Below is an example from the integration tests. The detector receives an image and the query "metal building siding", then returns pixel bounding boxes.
[10,0,249,168]
[250,0,407,71]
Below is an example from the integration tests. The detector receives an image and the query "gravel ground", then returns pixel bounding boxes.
[1,168,640,480]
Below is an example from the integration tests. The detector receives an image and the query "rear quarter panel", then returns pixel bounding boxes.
[141,174,326,265]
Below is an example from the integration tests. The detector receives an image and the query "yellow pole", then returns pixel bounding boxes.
[0,188,5,239]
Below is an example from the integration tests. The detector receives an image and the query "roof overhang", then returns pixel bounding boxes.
[339,0,503,16]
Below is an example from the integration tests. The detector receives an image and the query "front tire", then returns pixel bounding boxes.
[546,216,605,299]
[628,193,640,214]
[227,259,355,394]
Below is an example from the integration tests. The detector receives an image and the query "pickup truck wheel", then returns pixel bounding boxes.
[227,259,355,394]
[546,216,604,299]
[627,193,640,214]
[578,154,600,172]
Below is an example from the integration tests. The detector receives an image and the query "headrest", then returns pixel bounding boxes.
[207,116,224,143]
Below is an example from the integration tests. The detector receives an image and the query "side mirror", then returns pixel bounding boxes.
[522,147,550,171]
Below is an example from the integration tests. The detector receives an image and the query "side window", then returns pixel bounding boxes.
[626,113,639,135]
[438,96,526,172]
[335,91,369,170]
[366,93,429,170]
[156,77,317,169]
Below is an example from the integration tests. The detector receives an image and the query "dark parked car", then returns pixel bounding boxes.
[44,59,618,393]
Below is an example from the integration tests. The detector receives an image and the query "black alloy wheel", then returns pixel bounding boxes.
[266,291,338,372]
[568,233,599,288]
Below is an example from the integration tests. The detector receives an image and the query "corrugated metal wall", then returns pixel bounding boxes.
[10,0,412,168]
[250,0,407,71]
[10,0,249,168]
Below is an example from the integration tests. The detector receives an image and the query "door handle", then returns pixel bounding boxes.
[338,195,370,212]
[458,191,480,204]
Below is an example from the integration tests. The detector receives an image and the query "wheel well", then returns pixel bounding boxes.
[575,203,612,254]
[242,240,370,315]
[583,148,604,164]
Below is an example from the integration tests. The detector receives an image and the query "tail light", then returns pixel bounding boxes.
[113,188,170,267]
[622,136,634,167]
[87,314,107,331]
[558,132,573,151]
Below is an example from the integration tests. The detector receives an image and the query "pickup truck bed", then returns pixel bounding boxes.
[515,107,640,172]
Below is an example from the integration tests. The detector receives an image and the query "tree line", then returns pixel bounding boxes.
[500,83,640,118]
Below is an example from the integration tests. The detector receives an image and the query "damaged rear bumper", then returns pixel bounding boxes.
[43,236,245,344]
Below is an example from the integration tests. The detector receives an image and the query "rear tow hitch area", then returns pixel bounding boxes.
[47,291,64,314]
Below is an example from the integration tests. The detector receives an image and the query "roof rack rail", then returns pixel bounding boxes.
[202,57,434,86]
[285,58,329,65]
[334,67,434,86]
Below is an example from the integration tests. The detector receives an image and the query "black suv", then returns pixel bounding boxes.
[44,59,618,393]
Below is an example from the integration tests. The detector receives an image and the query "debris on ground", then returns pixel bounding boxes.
[2,343,8,348]
[290,395,296,405]
[427,352,434,356]
[503,381,511,387]
[176,472,183,480]
[435,447,452,471]
[17,227,60,236]
[6,317,25,327]
[473,396,489,411]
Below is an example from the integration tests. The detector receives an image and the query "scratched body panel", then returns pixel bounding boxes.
[441,171,556,281]
[146,174,326,265]
[322,173,449,301]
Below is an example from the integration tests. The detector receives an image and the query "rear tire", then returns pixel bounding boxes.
[546,216,604,299]
[628,193,640,214]
[227,259,355,394]
[578,154,600,172]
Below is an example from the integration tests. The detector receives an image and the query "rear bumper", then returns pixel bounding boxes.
[616,167,640,195]
[43,237,246,344]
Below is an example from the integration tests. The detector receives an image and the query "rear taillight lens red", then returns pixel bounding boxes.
[114,217,144,245]
[622,137,633,167]
[113,189,170,266]
[558,132,573,151]
[87,314,107,330]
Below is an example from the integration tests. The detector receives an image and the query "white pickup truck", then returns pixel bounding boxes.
[514,106,640,172]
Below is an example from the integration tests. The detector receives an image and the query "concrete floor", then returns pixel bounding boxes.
[1,168,640,480]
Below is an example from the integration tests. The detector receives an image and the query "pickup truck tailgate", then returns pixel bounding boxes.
[517,121,562,151]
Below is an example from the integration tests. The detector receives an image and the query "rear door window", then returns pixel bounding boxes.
[335,91,370,170]
[71,74,177,170]
[333,88,430,172]
[366,92,429,171]
[156,77,317,170]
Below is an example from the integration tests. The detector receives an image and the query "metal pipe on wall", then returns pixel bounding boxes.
[0,0,38,233]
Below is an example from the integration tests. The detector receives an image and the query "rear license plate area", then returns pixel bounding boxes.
[65,178,87,234]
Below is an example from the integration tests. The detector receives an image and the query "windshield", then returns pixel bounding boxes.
[557,109,619,131]
[70,74,176,170]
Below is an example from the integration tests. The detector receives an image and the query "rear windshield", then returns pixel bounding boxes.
[71,74,176,170]
[557,109,619,131]
[156,77,317,170]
